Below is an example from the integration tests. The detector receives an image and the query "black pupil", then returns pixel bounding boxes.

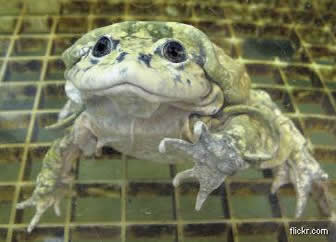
[93,37,111,57]
[164,41,186,63]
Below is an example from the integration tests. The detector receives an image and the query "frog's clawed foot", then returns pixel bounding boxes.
[159,121,246,210]
[271,149,328,218]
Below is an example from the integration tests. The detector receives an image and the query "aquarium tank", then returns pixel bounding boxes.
[0,0,335,242]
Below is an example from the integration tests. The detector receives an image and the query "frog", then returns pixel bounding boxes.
[16,21,329,233]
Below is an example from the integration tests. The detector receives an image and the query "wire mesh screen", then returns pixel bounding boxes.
[0,0,336,241]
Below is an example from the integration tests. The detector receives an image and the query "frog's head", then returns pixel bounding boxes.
[63,21,250,117]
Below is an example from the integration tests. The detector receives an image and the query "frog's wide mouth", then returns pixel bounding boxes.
[66,60,212,103]
[66,60,224,115]
[66,77,224,116]
[86,82,186,103]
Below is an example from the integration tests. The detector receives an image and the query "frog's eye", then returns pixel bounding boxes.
[92,36,112,58]
[162,40,187,63]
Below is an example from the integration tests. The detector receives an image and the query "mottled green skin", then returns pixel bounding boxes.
[16,21,329,233]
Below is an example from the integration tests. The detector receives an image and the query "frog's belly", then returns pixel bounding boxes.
[88,115,192,164]
[84,103,193,163]
[106,136,188,164]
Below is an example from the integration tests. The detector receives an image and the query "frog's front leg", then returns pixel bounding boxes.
[159,121,249,210]
[16,114,96,233]
[160,119,329,217]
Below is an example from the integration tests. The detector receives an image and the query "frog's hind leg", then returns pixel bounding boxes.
[272,147,328,217]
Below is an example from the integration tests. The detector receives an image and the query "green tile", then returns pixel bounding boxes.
[278,195,321,218]
[0,202,11,224]
[127,158,170,180]
[32,127,64,142]
[176,162,193,173]
[232,168,263,179]
[78,157,123,181]
[126,225,175,242]
[238,234,279,242]
[127,196,173,221]
[71,226,120,242]
[0,187,14,224]
[320,161,336,179]
[183,223,231,242]
[0,230,6,242]
[309,131,336,146]
[74,197,121,222]
[0,129,27,143]
[231,195,272,218]
[0,161,20,181]
[27,159,42,181]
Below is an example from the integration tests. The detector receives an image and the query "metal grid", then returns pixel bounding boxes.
[0,0,336,241]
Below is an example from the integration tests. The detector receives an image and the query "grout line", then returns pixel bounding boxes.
[121,154,128,242]
[63,157,81,242]
[2,215,332,230]
[224,181,239,242]
[6,8,59,241]
[120,3,129,242]
[2,176,335,187]
[0,55,66,61]
[0,13,23,84]
[5,0,28,241]
[0,2,335,242]
[170,165,183,242]
[0,80,65,86]
[0,33,82,38]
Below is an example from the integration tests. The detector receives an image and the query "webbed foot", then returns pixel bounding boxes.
[16,191,64,233]
[16,172,68,233]
[271,149,328,217]
[159,121,247,210]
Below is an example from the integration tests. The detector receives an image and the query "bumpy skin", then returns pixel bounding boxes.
[16,21,329,232]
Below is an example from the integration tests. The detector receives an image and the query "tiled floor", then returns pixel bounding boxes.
[0,0,335,241]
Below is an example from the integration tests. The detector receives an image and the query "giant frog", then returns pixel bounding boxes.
[16,21,329,232]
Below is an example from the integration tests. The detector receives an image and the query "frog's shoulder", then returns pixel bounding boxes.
[211,44,251,105]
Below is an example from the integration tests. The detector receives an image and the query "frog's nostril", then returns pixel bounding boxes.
[138,53,152,68]
[116,52,128,63]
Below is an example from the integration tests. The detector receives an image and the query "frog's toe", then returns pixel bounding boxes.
[293,165,328,217]
[295,182,311,218]
[193,121,209,140]
[54,198,61,216]
[27,209,44,233]
[286,149,328,218]
[159,138,193,155]
[194,173,226,211]
[16,197,36,209]
[271,163,290,194]
[195,189,212,211]
[173,169,195,187]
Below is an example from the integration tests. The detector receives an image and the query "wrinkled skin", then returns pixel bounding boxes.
[16,21,329,233]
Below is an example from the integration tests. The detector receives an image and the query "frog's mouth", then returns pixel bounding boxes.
[87,82,183,103]
[66,60,224,115]
[67,60,211,100]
